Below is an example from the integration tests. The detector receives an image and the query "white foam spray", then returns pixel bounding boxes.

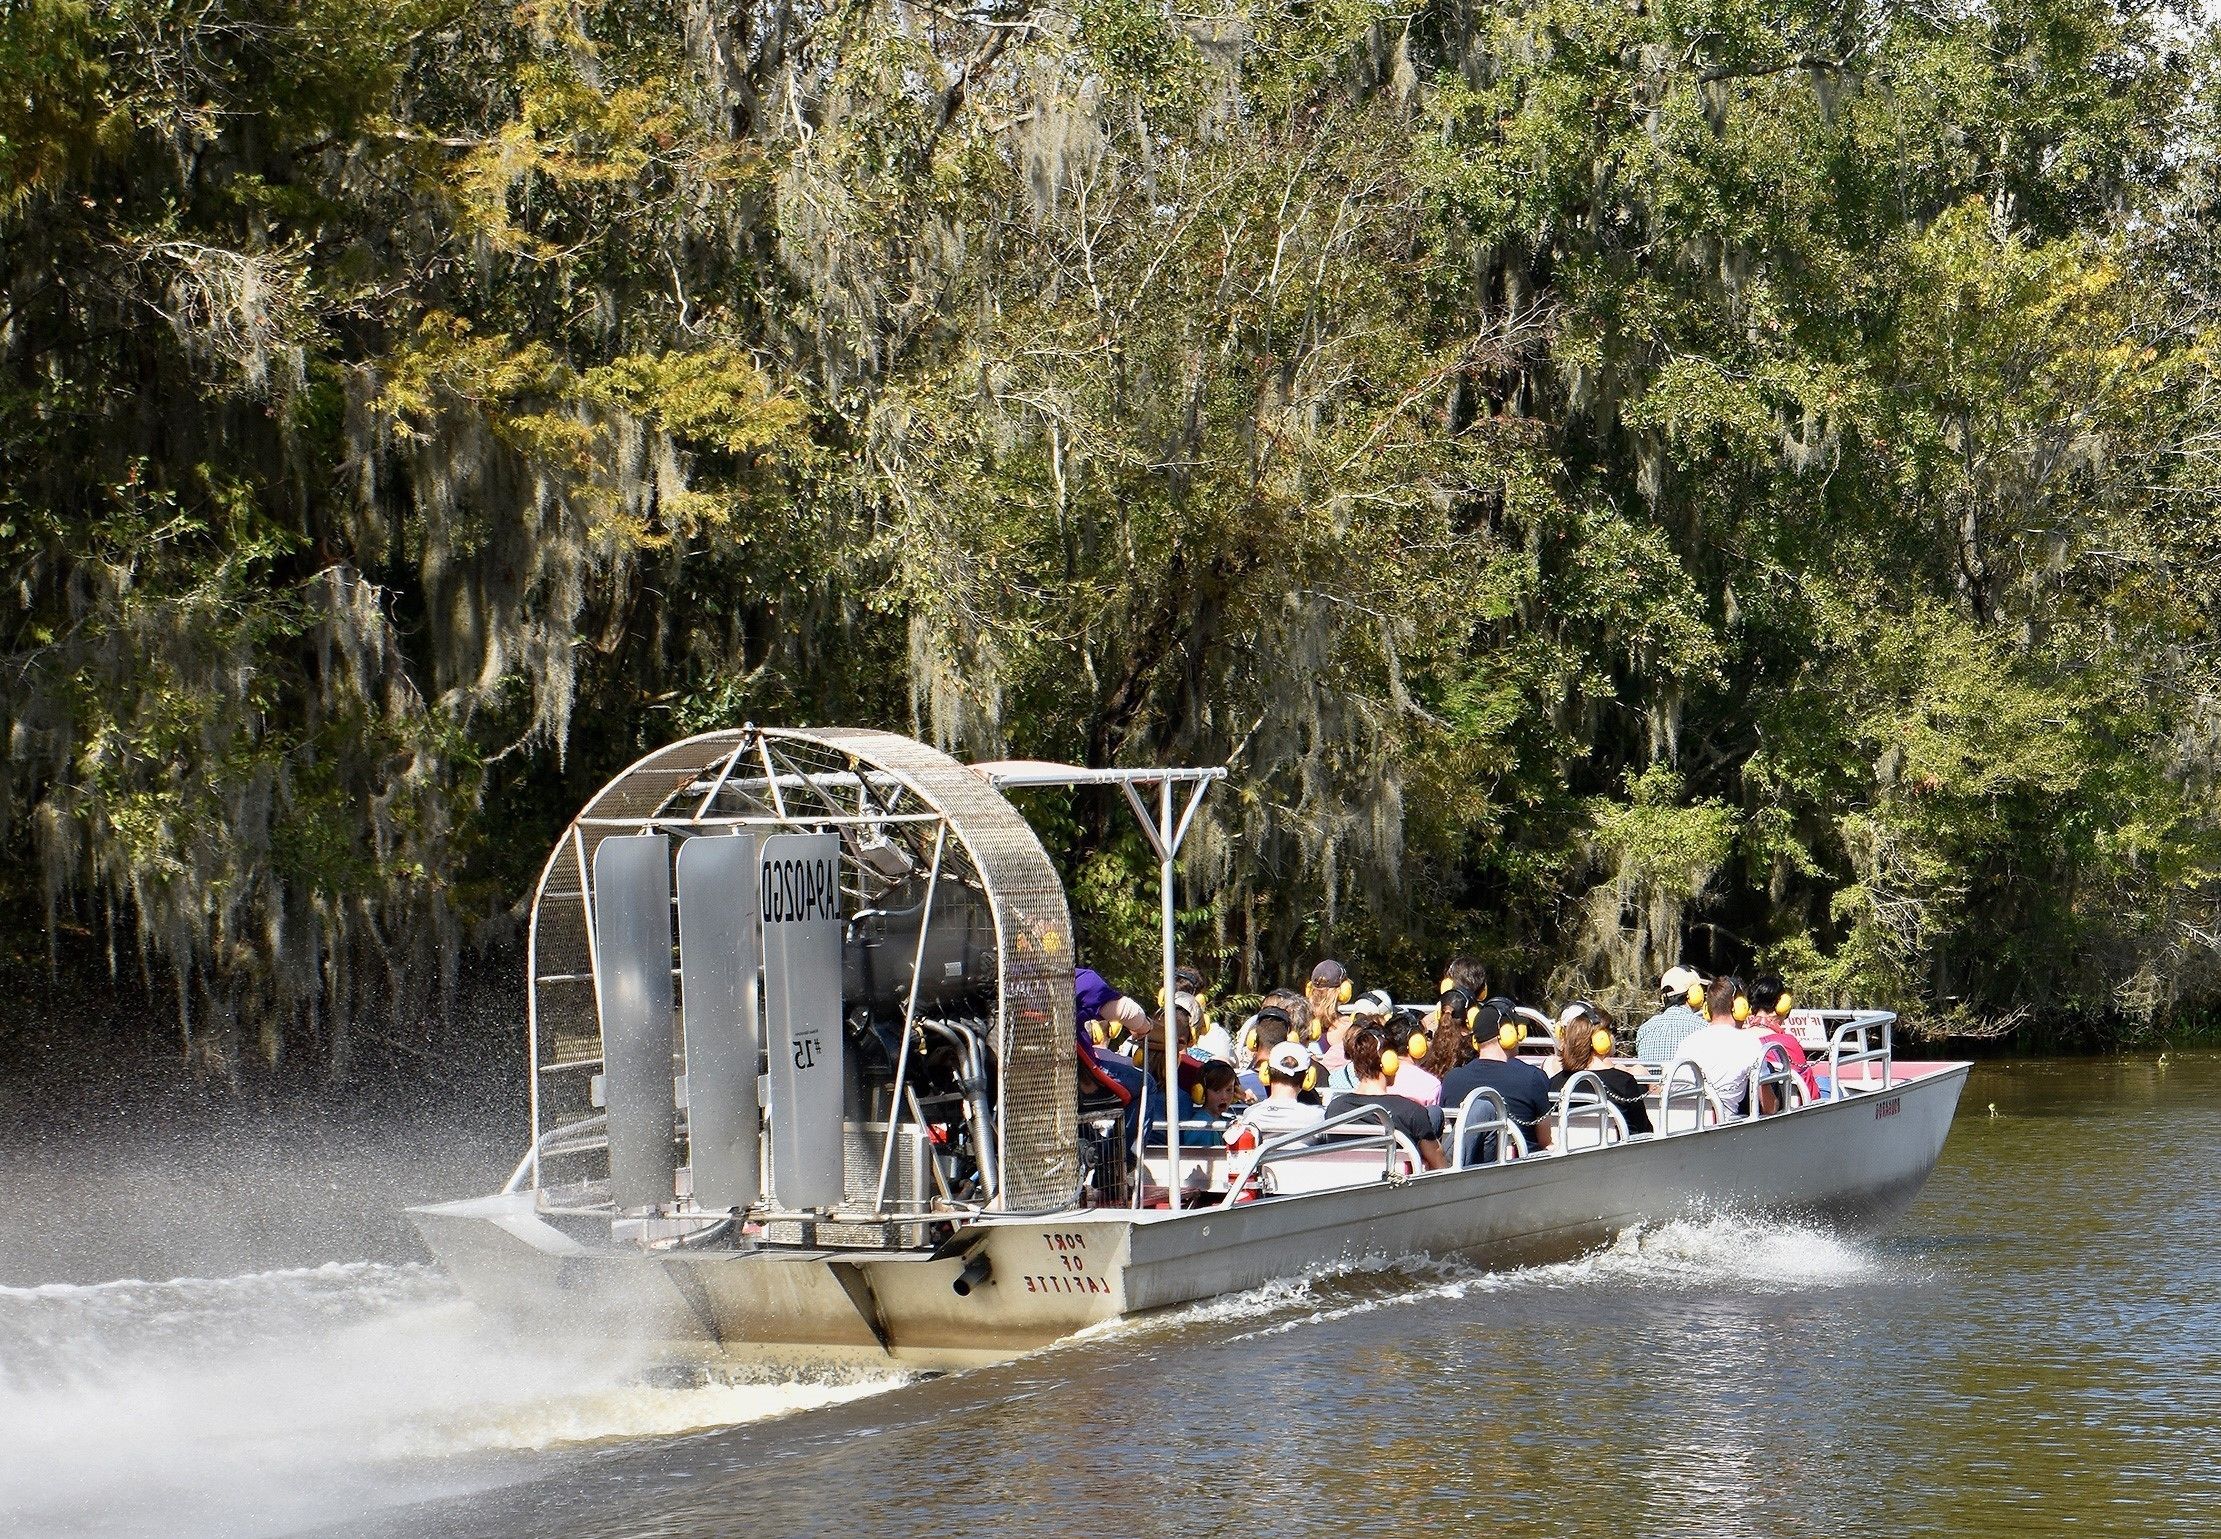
[1074,1213,1897,1349]
[0,1262,903,1539]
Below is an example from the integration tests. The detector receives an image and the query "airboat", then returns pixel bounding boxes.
[411,726,1969,1367]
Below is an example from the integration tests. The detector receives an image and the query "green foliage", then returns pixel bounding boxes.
[4,0,2220,1072]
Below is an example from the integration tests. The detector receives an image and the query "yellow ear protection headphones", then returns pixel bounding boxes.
[1438,986,1482,1033]
[1320,976,1352,1005]
[1777,990,1795,1014]
[1407,1029,1431,1060]
[1686,982,1706,1011]
[1484,996,1525,1052]
[1351,1022,1396,1080]
[1565,1000,1613,1059]
[1730,980,1751,1023]
[1158,967,1209,1010]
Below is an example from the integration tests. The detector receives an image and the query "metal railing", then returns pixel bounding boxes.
[1656,1060,1728,1134]
[1553,1071,1631,1148]
[1448,1087,1529,1169]
[1825,1011,1894,1097]
[502,1113,610,1194]
[1223,1104,1425,1199]
[1748,1043,1811,1120]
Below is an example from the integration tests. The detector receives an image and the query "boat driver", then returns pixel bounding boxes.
[1073,966,1164,1148]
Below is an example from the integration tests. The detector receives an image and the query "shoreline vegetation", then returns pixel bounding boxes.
[6,0,2221,1082]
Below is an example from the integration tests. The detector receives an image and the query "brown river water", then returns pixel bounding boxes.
[2,1055,2216,1538]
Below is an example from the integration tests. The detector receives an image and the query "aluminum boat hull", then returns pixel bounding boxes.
[412,1061,1968,1369]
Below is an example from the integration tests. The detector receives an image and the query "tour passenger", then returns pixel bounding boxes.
[1227,1040,1329,1148]
[1306,960,1354,1047]
[1439,997,1555,1161]
[1547,1003,1653,1136]
[1180,1058,1246,1146]
[1322,987,1387,1092]
[1418,986,1479,1079]
[1634,965,1710,1062]
[1382,1006,1445,1108]
[1327,1024,1447,1170]
[1666,976,1769,1118]
[1175,989,1235,1064]
[1261,988,1326,1101]
[1236,997,1298,1098]
[1747,974,1820,1103]
[1324,993,1443,1109]
[1424,956,1489,1033]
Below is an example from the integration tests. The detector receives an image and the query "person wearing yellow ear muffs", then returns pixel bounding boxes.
[1438,996,1556,1161]
[1663,975,1771,1119]
[1548,1002,1653,1136]
[1304,959,1354,1044]
[1177,1056,1246,1146]
[1323,994,1443,1111]
[1246,990,1325,1104]
[1224,1039,1329,1161]
[1745,974,1821,1103]
[1324,1024,1447,1170]
[1633,964,1711,1063]
[1171,989,1233,1065]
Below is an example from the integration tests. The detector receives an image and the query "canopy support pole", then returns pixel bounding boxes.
[1115,774,1214,1214]
[874,820,948,1210]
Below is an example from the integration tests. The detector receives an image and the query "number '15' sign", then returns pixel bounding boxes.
[760,832,844,1209]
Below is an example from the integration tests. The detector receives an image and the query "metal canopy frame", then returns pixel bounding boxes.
[524,726,1080,1222]
[974,759,1227,1214]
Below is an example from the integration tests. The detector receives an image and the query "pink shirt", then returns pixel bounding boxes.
[1758,1028,1820,1099]
[1383,1059,1443,1108]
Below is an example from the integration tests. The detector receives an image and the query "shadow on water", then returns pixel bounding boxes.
[3,1055,2218,1538]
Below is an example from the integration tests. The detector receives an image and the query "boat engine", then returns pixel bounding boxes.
[519,726,1076,1235]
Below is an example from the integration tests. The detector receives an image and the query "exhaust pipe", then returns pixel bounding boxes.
[952,1249,993,1296]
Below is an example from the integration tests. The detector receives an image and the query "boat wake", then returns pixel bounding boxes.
[1079,1213,1902,1350]
[0,1261,905,1539]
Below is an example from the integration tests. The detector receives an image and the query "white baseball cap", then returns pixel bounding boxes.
[1661,965,1707,996]
[1266,1040,1312,1077]
[1337,987,1394,1018]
